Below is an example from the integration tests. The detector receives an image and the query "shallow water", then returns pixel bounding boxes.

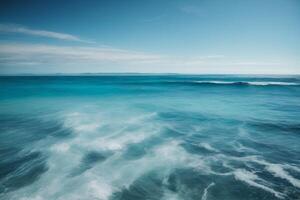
[0,75,300,200]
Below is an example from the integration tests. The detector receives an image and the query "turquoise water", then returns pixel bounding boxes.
[0,75,300,200]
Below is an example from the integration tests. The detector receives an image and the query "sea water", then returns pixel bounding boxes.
[0,75,299,200]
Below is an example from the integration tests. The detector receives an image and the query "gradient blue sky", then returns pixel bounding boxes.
[0,0,299,74]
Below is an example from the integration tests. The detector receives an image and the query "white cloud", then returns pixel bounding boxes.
[0,42,293,74]
[0,43,162,65]
[0,24,92,43]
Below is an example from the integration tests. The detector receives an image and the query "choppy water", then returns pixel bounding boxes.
[0,75,300,200]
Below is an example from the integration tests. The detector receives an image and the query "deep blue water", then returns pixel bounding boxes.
[0,75,300,200]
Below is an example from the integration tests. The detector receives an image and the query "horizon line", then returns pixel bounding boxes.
[0,72,300,76]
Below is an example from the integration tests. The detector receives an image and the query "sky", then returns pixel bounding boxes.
[0,0,299,74]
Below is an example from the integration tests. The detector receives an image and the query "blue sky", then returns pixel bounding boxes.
[0,0,299,74]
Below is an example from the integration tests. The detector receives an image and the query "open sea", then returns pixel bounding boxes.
[0,75,300,200]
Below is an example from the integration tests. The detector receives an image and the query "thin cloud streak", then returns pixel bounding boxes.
[0,42,289,74]
[0,43,162,65]
[0,24,92,43]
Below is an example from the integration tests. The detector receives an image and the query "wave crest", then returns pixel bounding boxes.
[193,81,299,86]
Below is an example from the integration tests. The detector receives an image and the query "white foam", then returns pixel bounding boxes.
[127,112,158,124]
[162,190,180,200]
[10,107,299,200]
[283,165,300,173]
[67,112,81,117]
[20,196,44,200]
[51,143,70,153]
[194,81,299,86]
[241,156,300,189]
[87,180,113,200]
[4,110,201,200]
[83,124,157,151]
[201,182,215,200]
[153,141,188,163]
[247,81,299,86]
[198,142,218,152]
[62,111,160,153]
[63,111,103,133]
[195,81,236,84]
[233,169,285,199]
[266,165,300,188]
[74,123,100,132]
[233,142,256,153]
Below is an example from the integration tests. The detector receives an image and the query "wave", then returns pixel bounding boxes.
[193,81,300,86]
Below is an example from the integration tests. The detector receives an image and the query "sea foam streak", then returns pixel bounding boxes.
[201,182,215,200]
[266,165,300,188]
[233,169,285,199]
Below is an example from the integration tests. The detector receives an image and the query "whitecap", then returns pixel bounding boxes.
[193,80,299,86]
[195,81,237,84]
[247,81,299,86]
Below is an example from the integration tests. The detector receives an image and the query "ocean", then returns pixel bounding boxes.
[0,75,299,200]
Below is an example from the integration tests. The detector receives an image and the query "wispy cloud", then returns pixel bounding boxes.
[0,42,288,74]
[0,43,162,66]
[0,24,92,43]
